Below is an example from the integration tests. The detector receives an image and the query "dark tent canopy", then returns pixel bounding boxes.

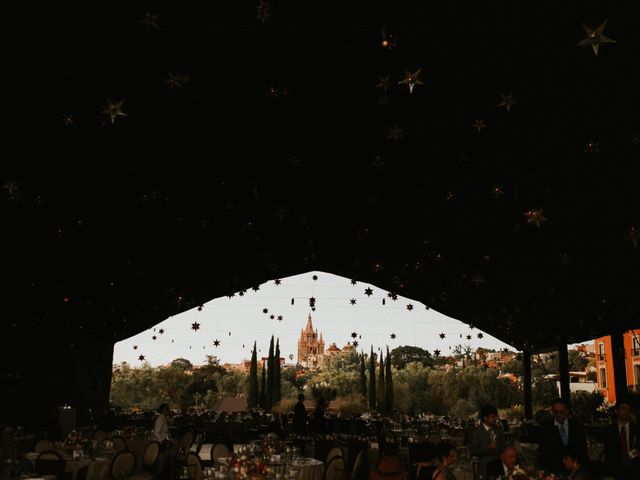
[3,1,639,426]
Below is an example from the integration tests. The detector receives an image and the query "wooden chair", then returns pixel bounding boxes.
[326,447,343,465]
[211,443,230,464]
[110,436,128,452]
[129,441,160,480]
[185,452,204,480]
[349,450,364,480]
[325,456,345,480]
[110,450,136,480]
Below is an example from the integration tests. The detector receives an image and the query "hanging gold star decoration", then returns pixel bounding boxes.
[387,125,404,142]
[267,86,289,99]
[433,349,441,357]
[477,333,484,339]
[152,335,157,340]
[624,226,639,248]
[390,333,396,340]
[583,140,600,154]
[398,68,423,94]
[353,340,359,348]
[277,315,283,321]
[350,298,357,305]
[351,279,357,285]
[388,292,398,301]
[497,93,517,112]
[406,304,414,311]
[270,314,275,320]
[376,75,392,93]
[439,333,446,339]
[263,308,269,314]
[197,305,204,311]
[252,286,260,291]
[213,339,221,347]
[524,208,547,228]
[351,332,358,339]
[312,274,318,281]
[472,118,487,132]
[61,114,74,126]
[102,99,127,124]
[2,179,20,199]
[309,297,316,307]
[141,11,160,31]
[274,279,281,285]
[191,322,200,331]
[577,20,616,56]
[159,329,164,334]
[133,345,138,350]
[364,288,373,297]
[466,335,472,340]
[256,0,271,24]
[138,355,145,361]
[165,71,191,90]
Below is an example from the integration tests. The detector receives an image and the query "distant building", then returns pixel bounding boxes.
[594,330,640,403]
[297,314,325,369]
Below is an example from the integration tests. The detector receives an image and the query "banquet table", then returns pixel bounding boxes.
[24,452,111,480]
[286,459,324,480]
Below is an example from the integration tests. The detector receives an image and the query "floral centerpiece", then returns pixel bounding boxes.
[64,430,88,451]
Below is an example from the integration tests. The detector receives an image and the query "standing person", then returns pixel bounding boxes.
[536,398,587,474]
[154,403,172,444]
[293,393,308,434]
[603,397,640,480]
[310,396,326,434]
[469,405,505,478]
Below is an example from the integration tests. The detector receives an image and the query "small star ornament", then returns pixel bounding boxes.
[350,298,357,305]
[152,335,157,340]
[387,125,405,142]
[353,341,359,348]
[472,118,487,132]
[577,20,616,56]
[351,332,358,339]
[376,75,392,93]
[213,339,221,347]
[138,355,145,361]
[274,279,282,285]
[398,68,423,93]
[406,304,414,311]
[263,308,269,314]
[102,99,127,124]
[466,335,472,340]
[133,345,138,350]
[434,349,441,357]
[256,0,271,23]
[477,333,484,339]
[159,329,164,334]
[439,333,446,339]
[497,93,517,112]
[390,333,396,339]
[364,288,373,297]
[191,322,200,331]
[141,11,159,31]
[277,315,283,321]
[524,208,547,228]
[491,186,504,197]
[583,141,600,154]
[61,114,74,126]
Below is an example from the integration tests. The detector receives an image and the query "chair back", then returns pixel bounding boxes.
[325,456,345,480]
[212,443,230,463]
[326,447,342,464]
[34,439,53,454]
[350,451,363,480]
[111,436,128,452]
[36,450,67,477]
[193,432,204,455]
[186,452,204,480]
[110,450,136,480]
[94,430,108,442]
[426,434,441,446]
[180,431,194,452]
[143,441,161,468]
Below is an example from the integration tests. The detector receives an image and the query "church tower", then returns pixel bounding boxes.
[297,314,325,369]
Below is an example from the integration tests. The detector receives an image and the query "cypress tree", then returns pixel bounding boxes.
[378,351,385,406]
[368,346,377,410]
[385,346,394,414]
[274,338,282,404]
[359,353,367,399]
[265,335,274,411]
[259,363,266,409]
[249,341,259,407]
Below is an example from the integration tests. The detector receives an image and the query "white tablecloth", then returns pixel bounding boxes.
[287,459,324,480]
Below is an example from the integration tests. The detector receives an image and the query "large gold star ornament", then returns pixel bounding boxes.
[387,125,405,142]
[524,208,547,228]
[102,99,127,124]
[497,93,517,112]
[376,75,392,93]
[577,20,616,56]
[472,118,487,132]
[398,68,423,94]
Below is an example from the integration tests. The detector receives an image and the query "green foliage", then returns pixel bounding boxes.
[170,358,194,371]
[377,354,385,406]
[368,347,377,410]
[450,399,477,419]
[266,336,274,411]
[359,354,367,398]
[248,342,259,407]
[384,348,393,414]
[390,345,433,369]
[274,339,282,403]
[533,378,559,406]
[570,390,605,424]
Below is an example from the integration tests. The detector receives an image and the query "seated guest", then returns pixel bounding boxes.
[469,405,505,478]
[408,442,439,480]
[536,398,587,474]
[603,397,640,480]
[486,446,518,479]
[435,442,457,480]
[371,442,408,480]
[561,447,591,480]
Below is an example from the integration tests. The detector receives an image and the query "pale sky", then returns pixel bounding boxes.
[113,271,516,367]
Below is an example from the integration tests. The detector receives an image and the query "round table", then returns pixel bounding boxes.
[287,459,324,480]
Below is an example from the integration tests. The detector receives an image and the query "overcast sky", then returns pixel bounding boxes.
[113,271,518,367]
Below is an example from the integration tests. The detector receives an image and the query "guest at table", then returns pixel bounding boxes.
[309,396,326,434]
[408,442,439,480]
[435,442,457,480]
[371,442,408,480]
[153,404,172,444]
[293,394,308,435]
[486,445,517,479]
[561,447,590,480]
[603,397,640,480]
[469,405,505,478]
[536,398,587,474]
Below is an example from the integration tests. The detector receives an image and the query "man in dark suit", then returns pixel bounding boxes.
[603,397,640,480]
[469,405,506,478]
[536,397,588,474]
[486,446,518,479]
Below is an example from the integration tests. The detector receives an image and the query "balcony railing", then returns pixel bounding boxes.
[598,354,606,361]
[632,348,640,356]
